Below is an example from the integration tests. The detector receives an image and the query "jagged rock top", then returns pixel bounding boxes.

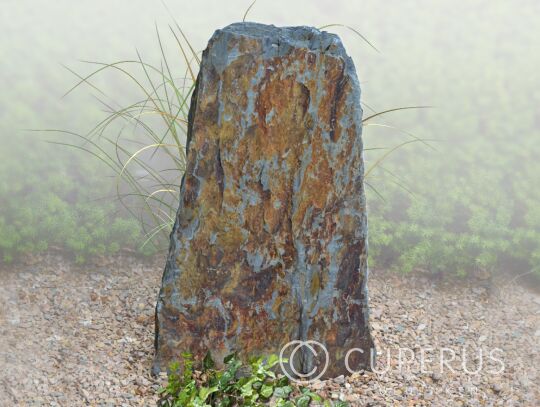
[215,22,345,53]
[205,22,356,75]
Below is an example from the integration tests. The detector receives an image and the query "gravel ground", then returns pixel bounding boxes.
[0,255,538,406]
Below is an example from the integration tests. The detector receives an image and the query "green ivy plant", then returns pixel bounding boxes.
[158,352,348,407]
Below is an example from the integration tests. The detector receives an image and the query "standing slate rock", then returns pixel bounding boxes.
[154,22,373,377]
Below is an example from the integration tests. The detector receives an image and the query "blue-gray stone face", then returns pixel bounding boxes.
[154,22,373,377]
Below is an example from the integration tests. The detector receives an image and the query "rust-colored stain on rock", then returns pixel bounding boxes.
[154,22,373,377]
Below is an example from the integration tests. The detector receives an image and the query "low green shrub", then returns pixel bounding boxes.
[158,352,346,407]
[0,149,153,263]
[366,129,540,278]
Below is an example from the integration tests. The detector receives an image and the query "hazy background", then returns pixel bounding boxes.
[1,0,539,278]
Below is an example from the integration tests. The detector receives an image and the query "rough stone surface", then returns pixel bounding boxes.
[154,22,373,377]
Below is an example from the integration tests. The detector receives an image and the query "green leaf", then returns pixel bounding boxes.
[218,370,234,389]
[203,351,215,371]
[223,353,238,364]
[275,400,295,407]
[198,386,218,402]
[273,385,293,398]
[266,354,280,368]
[217,396,232,407]
[260,383,274,398]
[240,379,256,397]
[296,394,311,407]
[276,376,289,387]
